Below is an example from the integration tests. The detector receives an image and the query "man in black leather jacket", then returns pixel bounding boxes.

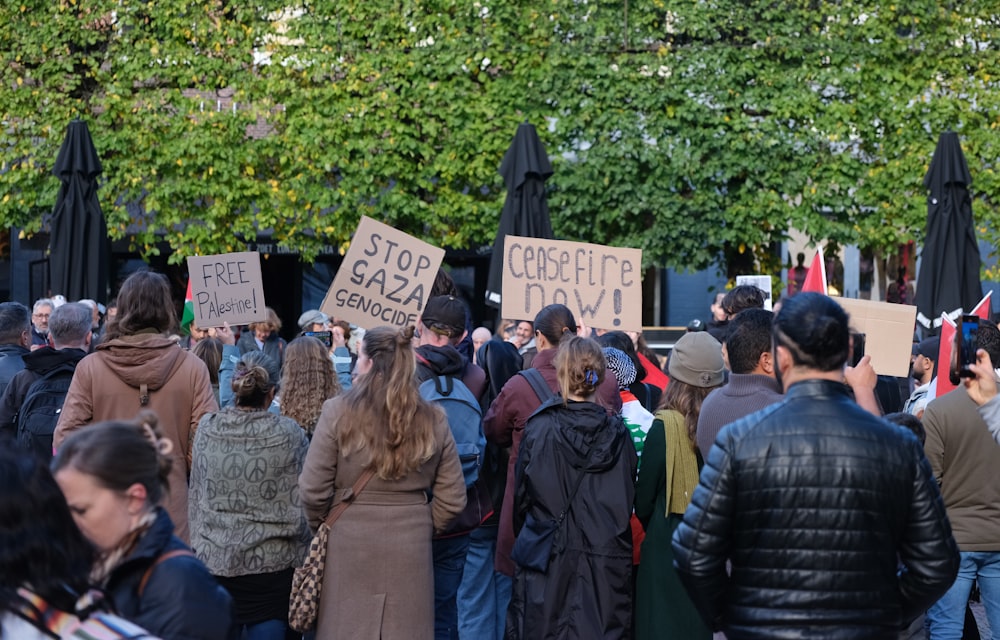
[672,293,960,639]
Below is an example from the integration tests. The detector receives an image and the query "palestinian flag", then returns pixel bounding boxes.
[181,279,194,335]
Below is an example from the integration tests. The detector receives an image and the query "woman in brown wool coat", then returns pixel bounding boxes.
[53,270,218,543]
[298,324,467,639]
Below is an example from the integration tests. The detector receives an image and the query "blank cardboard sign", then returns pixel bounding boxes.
[836,297,917,378]
[501,235,643,332]
[187,252,268,327]
[321,216,445,329]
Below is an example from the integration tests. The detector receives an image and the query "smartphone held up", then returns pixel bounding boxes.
[949,314,980,386]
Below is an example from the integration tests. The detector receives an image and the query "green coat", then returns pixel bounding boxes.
[633,417,711,640]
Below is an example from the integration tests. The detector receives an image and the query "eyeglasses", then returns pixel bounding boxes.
[33,313,50,319]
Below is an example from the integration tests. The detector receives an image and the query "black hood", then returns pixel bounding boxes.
[22,346,87,375]
[415,344,466,379]
[538,399,630,473]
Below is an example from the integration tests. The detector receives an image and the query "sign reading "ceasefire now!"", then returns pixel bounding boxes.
[502,235,642,332]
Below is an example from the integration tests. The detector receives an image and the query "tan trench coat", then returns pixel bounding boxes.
[299,395,466,640]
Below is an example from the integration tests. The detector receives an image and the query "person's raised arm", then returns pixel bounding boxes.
[844,355,881,416]
[215,323,239,408]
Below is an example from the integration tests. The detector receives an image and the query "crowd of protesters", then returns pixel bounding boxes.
[1,271,995,640]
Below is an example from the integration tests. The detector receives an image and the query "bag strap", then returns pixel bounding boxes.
[434,374,454,397]
[555,461,590,525]
[138,549,196,597]
[519,369,555,405]
[323,467,376,529]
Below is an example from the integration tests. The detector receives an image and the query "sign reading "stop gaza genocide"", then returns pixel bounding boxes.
[321,216,445,328]
[502,235,643,332]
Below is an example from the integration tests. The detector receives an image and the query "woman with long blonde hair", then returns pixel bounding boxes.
[279,336,341,437]
[298,325,466,639]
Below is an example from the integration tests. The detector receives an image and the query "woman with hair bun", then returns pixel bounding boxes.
[484,304,622,584]
[506,336,637,638]
[299,325,467,639]
[189,353,310,640]
[52,411,233,640]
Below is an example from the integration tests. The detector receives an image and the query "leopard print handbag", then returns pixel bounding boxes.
[288,468,375,633]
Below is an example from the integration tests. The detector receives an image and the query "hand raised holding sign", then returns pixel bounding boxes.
[215,322,235,347]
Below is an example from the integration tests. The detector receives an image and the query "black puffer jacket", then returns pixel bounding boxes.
[672,379,959,640]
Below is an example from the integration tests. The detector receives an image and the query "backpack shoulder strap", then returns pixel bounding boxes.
[434,374,455,397]
[138,549,196,598]
[518,368,554,405]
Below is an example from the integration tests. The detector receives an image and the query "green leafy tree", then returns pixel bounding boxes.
[1,0,999,278]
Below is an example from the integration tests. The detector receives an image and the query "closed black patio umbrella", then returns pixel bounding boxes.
[485,122,555,309]
[914,131,982,333]
[48,119,110,302]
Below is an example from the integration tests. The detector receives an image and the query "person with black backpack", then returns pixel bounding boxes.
[0,301,91,459]
[414,295,488,640]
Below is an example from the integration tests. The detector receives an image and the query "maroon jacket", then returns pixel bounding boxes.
[483,347,622,576]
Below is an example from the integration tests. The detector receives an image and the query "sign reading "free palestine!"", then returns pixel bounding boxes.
[186,251,268,327]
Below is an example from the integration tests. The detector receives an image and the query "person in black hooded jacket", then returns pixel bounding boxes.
[506,335,637,640]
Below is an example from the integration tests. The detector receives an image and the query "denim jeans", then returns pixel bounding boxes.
[927,551,1000,639]
[241,618,289,640]
[434,534,472,640]
[456,526,512,640]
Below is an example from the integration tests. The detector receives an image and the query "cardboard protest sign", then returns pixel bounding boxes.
[736,275,773,311]
[321,216,445,329]
[187,252,267,327]
[835,297,916,378]
[501,236,643,332]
